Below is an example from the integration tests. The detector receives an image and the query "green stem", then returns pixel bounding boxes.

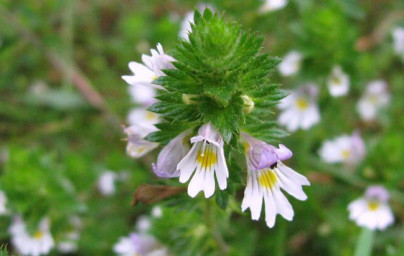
[354,228,374,256]
[205,199,229,255]
[275,220,286,256]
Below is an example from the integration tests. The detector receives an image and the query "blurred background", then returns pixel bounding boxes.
[0,0,404,255]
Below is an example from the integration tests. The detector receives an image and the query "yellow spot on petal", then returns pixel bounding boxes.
[34,231,44,239]
[197,147,217,169]
[341,149,350,158]
[259,169,277,188]
[332,76,341,85]
[152,75,159,82]
[367,201,380,211]
[296,98,309,110]
[145,112,156,121]
[243,143,250,153]
[137,148,145,154]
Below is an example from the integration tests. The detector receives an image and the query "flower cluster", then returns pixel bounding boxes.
[122,9,309,228]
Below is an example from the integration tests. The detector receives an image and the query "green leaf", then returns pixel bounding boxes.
[215,190,229,210]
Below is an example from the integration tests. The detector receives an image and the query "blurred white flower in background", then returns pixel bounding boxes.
[97,171,118,196]
[9,216,55,256]
[356,80,390,121]
[348,186,394,230]
[319,132,366,166]
[122,43,175,90]
[260,0,288,13]
[114,233,169,256]
[327,65,350,97]
[278,51,302,76]
[392,27,404,58]
[136,215,152,233]
[278,84,320,132]
[57,217,82,254]
[0,190,8,215]
[151,206,163,218]
[179,4,214,41]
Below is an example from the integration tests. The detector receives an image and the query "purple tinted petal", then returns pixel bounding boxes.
[365,185,389,202]
[153,130,191,178]
[257,147,279,170]
[275,144,293,161]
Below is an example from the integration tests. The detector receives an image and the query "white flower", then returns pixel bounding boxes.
[128,84,157,107]
[97,171,118,196]
[122,43,175,89]
[0,190,8,215]
[392,27,404,58]
[278,84,320,132]
[348,186,394,230]
[179,4,214,41]
[136,216,151,233]
[260,0,287,13]
[151,206,163,218]
[124,125,159,158]
[113,233,168,256]
[278,51,302,76]
[152,130,191,178]
[127,108,159,132]
[125,108,159,159]
[241,134,310,228]
[177,123,229,198]
[319,132,366,166]
[9,217,55,256]
[327,65,350,97]
[356,80,390,121]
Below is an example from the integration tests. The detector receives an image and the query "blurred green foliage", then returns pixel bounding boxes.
[0,0,404,255]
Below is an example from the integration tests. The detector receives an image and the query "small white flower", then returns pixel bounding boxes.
[177,123,229,198]
[241,134,310,228]
[124,126,159,158]
[260,0,288,13]
[327,65,350,97]
[152,130,191,178]
[128,84,157,107]
[113,233,168,256]
[127,108,159,133]
[9,217,55,256]
[151,206,163,218]
[124,108,159,159]
[278,84,320,132]
[348,186,394,230]
[278,51,302,76]
[136,215,151,233]
[179,4,214,41]
[97,171,118,196]
[392,27,404,58]
[0,190,8,215]
[122,43,175,89]
[356,80,390,121]
[319,132,366,166]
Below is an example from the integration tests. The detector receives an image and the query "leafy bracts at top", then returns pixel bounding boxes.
[149,9,286,145]
[136,9,311,229]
